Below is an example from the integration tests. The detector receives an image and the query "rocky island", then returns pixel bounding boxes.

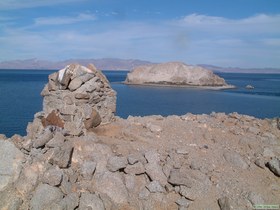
[125,62,235,89]
[0,64,279,210]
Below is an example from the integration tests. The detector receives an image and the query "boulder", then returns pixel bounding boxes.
[0,139,24,191]
[125,62,232,88]
[266,157,280,177]
[78,192,105,210]
[107,156,128,172]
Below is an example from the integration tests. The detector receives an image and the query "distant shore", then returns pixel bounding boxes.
[123,81,236,90]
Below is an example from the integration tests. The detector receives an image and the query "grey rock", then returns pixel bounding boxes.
[46,132,65,148]
[127,153,147,165]
[223,151,248,169]
[33,128,53,148]
[146,123,162,133]
[266,157,280,177]
[124,161,145,175]
[254,159,265,169]
[145,163,167,186]
[68,77,83,91]
[84,108,101,129]
[15,163,40,196]
[59,192,79,210]
[49,142,73,168]
[0,139,24,191]
[168,169,193,187]
[180,186,197,201]
[42,167,63,186]
[247,191,264,206]
[0,189,23,210]
[176,197,190,208]
[146,180,165,193]
[30,184,63,210]
[78,192,105,210]
[107,156,128,172]
[93,171,128,204]
[145,150,160,164]
[218,197,231,210]
[81,161,96,180]
[139,188,150,200]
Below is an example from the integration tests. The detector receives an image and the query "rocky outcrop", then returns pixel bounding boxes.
[125,62,234,88]
[27,63,116,137]
[1,112,280,210]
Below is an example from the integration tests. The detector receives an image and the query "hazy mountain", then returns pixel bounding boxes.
[0,58,155,70]
[0,58,279,73]
[198,64,280,74]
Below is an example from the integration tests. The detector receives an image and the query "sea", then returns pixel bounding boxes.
[0,69,280,137]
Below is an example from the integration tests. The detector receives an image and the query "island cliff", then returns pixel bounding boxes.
[125,62,234,89]
[0,64,279,210]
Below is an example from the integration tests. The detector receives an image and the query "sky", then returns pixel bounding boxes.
[0,0,280,68]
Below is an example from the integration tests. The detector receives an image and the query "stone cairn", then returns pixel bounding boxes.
[28,63,116,137]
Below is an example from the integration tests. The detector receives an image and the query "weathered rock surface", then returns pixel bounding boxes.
[125,62,234,88]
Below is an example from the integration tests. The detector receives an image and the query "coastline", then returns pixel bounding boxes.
[123,81,236,90]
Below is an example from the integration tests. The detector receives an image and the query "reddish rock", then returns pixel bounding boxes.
[41,110,64,128]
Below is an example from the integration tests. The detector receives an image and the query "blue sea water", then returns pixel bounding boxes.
[0,70,280,137]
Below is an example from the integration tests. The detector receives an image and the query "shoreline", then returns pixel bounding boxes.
[123,81,236,90]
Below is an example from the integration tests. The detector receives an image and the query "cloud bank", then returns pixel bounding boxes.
[0,12,279,68]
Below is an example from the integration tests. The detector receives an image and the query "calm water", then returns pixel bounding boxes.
[0,70,280,137]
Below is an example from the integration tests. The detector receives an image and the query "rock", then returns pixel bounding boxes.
[146,123,162,133]
[80,161,96,180]
[15,163,41,196]
[33,128,53,148]
[0,139,24,191]
[246,85,254,89]
[78,192,105,210]
[59,192,79,210]
[168,169,193,187]
[41,110,64,128]
[84,108,102,129]
[266,157,280,177]
[176,197,190,208]
[46,132,65,148]
[125,62,232,88]
[68,77,83,91]
[127,153,147,165]
[124,161,145,175]
[247,191,264,206]
[179,185,197,201]
[30,184,63,210]
[0,189,23,210]
[42,167,63,186]
[145,150,160,164]
[49,142,73,168]
[107,156,128,172]
[145,163,167,186]
[223,151,249,169]
[146,180,165,193]
[93,171,128,204]
[218,197,231,210]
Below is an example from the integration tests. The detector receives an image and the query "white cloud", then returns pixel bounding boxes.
[0,0,84,10]
[0,13,280,68]
[34,13,96,25]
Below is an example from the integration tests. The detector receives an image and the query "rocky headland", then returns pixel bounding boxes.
[0,64,279,210]
[125,62,235,89]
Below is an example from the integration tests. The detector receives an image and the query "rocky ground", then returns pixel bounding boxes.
[0,64,279,210]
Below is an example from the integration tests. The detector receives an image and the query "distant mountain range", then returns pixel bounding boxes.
[0,58,279,73]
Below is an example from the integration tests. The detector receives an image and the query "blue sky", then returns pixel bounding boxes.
[0,0,280,68]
